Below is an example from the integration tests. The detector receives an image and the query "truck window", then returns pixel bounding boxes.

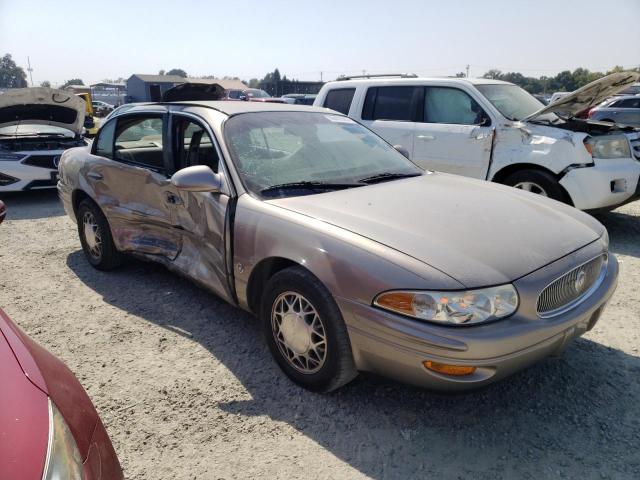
[423,87,488,125]
[323,88,355,115]
[361,86,417,121]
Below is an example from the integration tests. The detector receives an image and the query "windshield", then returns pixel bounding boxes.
[476,84,554,121]
[224,112,423,198]
[246,89,271,98]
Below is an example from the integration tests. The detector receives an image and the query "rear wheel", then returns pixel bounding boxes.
[261,266,357,392]
[77,199,123,270]
[503,169,568,203]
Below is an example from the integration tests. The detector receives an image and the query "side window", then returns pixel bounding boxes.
[361,86,416,121]
[619,98,640,108]
[114,115,164,171]
[173,117,219,172]
[323,88,355,115]
[94,119,116,158]
[423,87,489,125]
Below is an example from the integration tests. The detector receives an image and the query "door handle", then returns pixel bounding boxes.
[165,191,182,205]
[472,133,491,140]
[87,172,103,180]
[417,134,435,141]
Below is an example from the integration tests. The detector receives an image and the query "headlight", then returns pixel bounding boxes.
[587,136,631,159]
[374,285,519,325]
[42,399,83,480]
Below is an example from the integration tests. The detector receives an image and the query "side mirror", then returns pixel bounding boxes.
[170,166,222,193]
[394,145,411,159]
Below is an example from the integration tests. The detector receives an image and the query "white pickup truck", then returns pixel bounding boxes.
[314,72,640,210]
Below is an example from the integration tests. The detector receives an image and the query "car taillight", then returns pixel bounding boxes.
[587,108,596,118]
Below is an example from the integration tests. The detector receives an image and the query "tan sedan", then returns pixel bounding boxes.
[58,102,617,392]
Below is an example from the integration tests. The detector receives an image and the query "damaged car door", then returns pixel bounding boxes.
[87,111,182,259]
[412,86,493,178]
[166,113,233,300]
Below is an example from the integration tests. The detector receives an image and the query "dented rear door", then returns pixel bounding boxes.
[86,111,182,259]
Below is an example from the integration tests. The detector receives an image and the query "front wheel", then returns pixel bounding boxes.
[261,266,357,392]
[503,169,569,203]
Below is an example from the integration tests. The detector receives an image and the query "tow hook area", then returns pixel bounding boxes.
[610,178,627,194]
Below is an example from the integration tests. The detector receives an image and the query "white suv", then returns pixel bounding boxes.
[314,72,640,210]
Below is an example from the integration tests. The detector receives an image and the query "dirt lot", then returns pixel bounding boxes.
[1,190,639,480]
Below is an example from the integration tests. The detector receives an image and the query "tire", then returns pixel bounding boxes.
[260,266,357,392]
[77,199,123,270]
[503,169,569,203]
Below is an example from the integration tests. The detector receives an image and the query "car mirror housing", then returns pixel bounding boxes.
[170,166,222,193]
[393,145,410,159]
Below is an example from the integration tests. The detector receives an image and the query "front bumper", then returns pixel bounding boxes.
[82,417,123,480]
[0,155,62,192]
[339,243,618,391]
[560,157,640,210]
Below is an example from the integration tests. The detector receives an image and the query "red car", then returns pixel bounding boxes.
[0,309,123,479]
[0,200,6,223]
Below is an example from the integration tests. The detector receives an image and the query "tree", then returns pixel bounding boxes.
[482,69,502,80]
[454,72,466,78]
[166,68,187,78]
[248,78,259,88]
[0,54,28,88]
[40,80,51,88]
[61,78,84,89]
[158,69,166,76]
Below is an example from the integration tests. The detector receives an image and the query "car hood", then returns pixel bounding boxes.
[524,72,640,122]
[0,87,85,134]
[268,174,604,287]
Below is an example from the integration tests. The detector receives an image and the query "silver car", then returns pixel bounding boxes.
[57,102,617,392]
[588,95,640,126]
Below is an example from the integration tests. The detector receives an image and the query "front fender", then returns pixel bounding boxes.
[232,195,464,311]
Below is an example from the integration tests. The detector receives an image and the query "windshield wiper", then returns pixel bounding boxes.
[260,181,364,195]
[0,132,70,138]
[358,172,422,184]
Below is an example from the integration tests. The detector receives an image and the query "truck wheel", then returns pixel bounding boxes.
[77,199,123,270]
[260,266,357,392]
[504,169,568,203]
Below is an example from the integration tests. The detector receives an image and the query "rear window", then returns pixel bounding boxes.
[361,86,417,121]
[323,88,355,115]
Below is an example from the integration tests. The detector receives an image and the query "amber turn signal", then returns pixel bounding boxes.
[423,360,477,376]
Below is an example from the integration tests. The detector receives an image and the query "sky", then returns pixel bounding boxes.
[1,0,639,87]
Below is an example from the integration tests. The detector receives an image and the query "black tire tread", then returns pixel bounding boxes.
[260,266,357,392]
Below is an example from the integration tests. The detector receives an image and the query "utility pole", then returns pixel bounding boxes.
[465,64,470,78]
[27,56,34,86]
[320,71,323,82]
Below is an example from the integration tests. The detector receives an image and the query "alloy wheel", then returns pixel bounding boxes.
[513,181,548,196]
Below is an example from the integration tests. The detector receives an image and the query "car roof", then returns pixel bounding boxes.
[160,101,335,116]
[323,76,515,87]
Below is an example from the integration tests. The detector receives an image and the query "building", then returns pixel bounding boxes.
[126,74,248,102]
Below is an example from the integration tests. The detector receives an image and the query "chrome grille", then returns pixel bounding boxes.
[536,254,607,317]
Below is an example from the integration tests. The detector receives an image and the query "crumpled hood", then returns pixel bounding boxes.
[524,71,640,122]
[0,87,85,134]
[269,174,604,287]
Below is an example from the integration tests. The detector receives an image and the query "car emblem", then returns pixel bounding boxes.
[53,156,61,168]
[574,269,587,293]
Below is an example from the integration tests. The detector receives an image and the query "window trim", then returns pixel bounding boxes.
[322,88,356,115]
[420,86,492,126]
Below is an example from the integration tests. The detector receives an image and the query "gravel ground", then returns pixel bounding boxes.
[1,190,639,480]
